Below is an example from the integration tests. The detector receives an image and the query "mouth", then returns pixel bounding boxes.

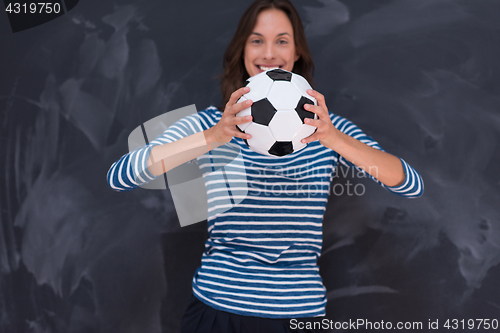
[256,65,283,72]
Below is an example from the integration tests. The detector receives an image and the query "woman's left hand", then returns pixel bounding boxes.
[300,89,340,150]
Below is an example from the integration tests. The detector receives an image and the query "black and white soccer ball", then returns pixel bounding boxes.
[236,69,318,157]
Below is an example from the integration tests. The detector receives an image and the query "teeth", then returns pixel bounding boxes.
[259,66,280,71]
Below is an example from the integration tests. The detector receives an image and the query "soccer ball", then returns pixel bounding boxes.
[236,69,318,157]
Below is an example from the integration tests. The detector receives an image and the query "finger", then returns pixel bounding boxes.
[227,86,251,106]
[301,133,316,144]
[307,89,327,109]
[306,89,323,100]
[228,99,253,115]
[233,129,252,140]
[304,103,327,118]
[233,115,252,125]
[304,117,318,126]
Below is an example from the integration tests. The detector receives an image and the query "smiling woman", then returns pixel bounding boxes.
[243,9,300,77]
[220,0,314,109]
[106,0,424,332]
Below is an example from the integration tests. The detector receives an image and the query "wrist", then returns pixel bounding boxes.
[326,128,345,151]
[204,127,223,150]
[204,127,216,144]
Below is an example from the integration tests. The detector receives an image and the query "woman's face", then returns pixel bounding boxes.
[244,9,300,78]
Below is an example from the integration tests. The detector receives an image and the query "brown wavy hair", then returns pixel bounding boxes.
[219,0,314,110]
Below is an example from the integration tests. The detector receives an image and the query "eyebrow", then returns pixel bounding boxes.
[251,32,291,37]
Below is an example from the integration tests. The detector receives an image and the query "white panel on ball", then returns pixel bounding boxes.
[266,81,302,110]
[291,123,317,150]
[268,110,303,141]
[244,74,274,103]
[246,122,275,151]
[291,74,317,104]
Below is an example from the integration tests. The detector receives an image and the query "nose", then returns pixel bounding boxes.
[263,43,276,60]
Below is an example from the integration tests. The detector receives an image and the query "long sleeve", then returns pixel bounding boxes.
[107,108,216,192]
[330,113,424,198]
[107,144,157,192]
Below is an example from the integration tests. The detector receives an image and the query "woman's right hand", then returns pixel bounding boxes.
[206,86,253,144]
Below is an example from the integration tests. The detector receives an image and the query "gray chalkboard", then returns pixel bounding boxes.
[1,0,499,332]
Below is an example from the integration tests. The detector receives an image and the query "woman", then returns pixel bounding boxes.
[107,0,423,332]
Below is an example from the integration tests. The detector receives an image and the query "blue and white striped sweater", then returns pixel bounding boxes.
[107,106,423,318]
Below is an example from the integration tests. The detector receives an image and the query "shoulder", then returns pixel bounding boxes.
[328,112,372,139]
[199,106,222,118]
[199,105,222,120]
[328,112,355,130]
[186,106,222,131]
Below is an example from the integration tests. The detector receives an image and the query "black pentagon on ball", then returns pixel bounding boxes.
[269,141,294,156]
[295,96,316,123]
[251,98,276,126]
[266,69,292,82]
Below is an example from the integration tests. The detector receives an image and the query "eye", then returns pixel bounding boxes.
[251,39,262,44]
[277,39,288,45]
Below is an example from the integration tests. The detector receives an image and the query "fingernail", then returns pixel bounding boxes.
[245,87,250,91]
[246,100,252,105]
[247,134,251,138]
[301,139,305,143]
[246,115,252,120]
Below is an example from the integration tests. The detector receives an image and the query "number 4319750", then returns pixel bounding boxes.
[5,2,62,14]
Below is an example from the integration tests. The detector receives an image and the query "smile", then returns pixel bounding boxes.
[258,65,282,71]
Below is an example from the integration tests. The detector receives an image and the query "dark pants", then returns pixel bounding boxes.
[180,294,324,333]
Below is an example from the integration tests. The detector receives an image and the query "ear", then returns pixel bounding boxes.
[294,50,301,62]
